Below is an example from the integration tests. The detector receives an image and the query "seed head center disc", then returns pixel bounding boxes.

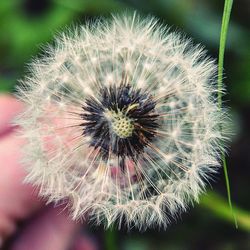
[105,110,134,138]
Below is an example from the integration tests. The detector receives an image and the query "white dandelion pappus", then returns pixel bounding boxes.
[16,13,229,230]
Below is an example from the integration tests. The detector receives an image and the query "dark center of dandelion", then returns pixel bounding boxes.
[81,84,159,161]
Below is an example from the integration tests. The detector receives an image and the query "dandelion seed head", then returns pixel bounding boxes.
[15,13,230,230]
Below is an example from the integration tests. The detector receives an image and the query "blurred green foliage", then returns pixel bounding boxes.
[1,0,250,103]
[0,0,250,249]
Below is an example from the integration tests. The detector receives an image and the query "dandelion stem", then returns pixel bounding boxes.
[105,228,117,250]
[218,0,238,228]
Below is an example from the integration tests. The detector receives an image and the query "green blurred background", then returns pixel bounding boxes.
[0,0,249,249]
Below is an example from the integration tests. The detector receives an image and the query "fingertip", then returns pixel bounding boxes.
[0,236,3,249]
[73,234,99,250]
[0,215,16,241]
[10,205,79,250]
[0,95,23,135]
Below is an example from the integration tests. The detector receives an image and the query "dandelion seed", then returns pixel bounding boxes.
[15,13,229,230]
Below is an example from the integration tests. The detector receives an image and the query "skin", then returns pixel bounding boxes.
[0,95,97,250]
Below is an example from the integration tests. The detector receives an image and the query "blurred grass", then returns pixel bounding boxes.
[200,192,250,232]
[0,78,15,92]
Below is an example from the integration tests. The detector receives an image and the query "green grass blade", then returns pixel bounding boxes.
[218,0,238,228]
